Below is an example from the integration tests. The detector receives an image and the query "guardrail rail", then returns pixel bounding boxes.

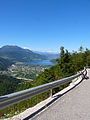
[0,68,87,110]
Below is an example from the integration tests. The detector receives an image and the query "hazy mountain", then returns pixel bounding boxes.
[0,45,47,62]
[34,51,60,60]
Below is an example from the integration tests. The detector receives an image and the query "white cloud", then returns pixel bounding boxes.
[23,46,59,53]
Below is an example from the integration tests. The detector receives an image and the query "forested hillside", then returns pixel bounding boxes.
[0,57,13,70]
[33,46,90,87]
[0,46,90,118]
[0,75,22,96]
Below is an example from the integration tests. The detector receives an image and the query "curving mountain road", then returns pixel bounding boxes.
[33,69,90,120]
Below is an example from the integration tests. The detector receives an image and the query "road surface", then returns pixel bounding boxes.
[33,69,90,120]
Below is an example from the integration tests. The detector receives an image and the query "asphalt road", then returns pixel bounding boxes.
[33,69,90,120]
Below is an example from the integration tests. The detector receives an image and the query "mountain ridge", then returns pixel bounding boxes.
[0,45,47,62]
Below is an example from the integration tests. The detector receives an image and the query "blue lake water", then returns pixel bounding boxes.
[25,60,56,66]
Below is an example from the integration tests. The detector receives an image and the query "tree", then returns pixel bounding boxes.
[79,46,84,53]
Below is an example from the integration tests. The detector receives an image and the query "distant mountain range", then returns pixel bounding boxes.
[34,51,60,60]
[0,45,47,62]
[0,45,60,70]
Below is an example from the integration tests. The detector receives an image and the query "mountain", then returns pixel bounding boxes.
[34,51,60,60]
[0,45,47,62]
[0,57,13,70]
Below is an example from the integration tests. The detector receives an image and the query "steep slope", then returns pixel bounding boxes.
[0,45,47,62]
[0,57,13,70]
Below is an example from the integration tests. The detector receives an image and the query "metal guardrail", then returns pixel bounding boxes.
[0,68,87,110]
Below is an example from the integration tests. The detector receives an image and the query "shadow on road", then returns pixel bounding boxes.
[24,76,89,120]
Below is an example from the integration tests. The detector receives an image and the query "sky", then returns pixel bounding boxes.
[0,0,90,52]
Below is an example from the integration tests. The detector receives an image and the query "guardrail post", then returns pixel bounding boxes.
[50,89,53,97]
[81,67,87,79]
[84,68,88,79]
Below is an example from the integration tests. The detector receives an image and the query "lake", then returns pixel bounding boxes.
[25,60,56,66]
